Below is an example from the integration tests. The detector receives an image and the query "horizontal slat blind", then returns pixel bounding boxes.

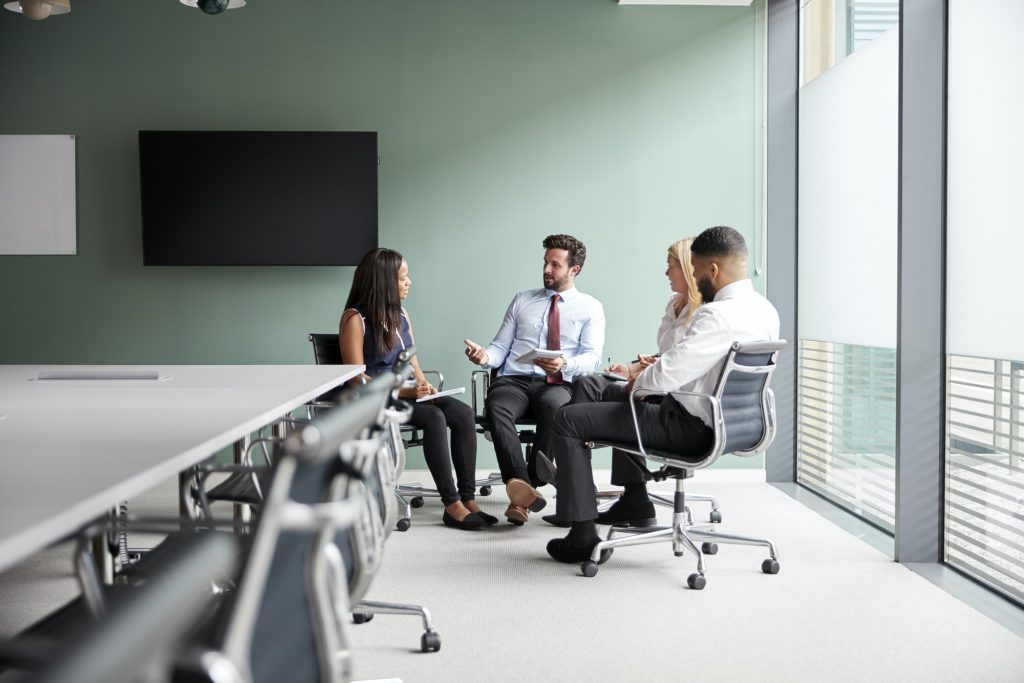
[797,339,897,531]
[945,355,1024,605]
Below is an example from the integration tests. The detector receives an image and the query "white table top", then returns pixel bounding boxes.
[0,364,363,573]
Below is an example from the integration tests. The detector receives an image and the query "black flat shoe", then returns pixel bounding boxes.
[474,510,499,526]
[541,514,570,528]
[546,537,612,564]
[442,511,485,530]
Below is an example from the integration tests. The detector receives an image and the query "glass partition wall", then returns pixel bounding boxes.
[946,0,1024,605]
[796,0,898,531]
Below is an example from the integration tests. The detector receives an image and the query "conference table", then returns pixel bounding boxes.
[0,364,363,574]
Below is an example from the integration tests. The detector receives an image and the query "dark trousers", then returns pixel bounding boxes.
[570,375,651,487]
[484,375,573,484]
[409,395,478,505]
[552,391,713,522]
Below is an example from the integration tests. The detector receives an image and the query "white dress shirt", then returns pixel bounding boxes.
[634,279,780,428]
[483,286,605,381]
[656,296,692,354]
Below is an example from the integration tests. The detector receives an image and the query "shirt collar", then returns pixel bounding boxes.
[545,285,579,302]
[713,279,753,302]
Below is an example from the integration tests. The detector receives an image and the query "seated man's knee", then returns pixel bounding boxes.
[573,375,605,403]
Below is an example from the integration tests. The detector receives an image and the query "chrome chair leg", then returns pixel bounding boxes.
[393,489,412,532]
[352,600,441,653]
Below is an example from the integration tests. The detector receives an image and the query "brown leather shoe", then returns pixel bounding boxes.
[505,503,529,525]
[506,478,547,512]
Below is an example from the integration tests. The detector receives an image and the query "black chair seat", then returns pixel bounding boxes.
[594,441,707,466]
[206,469,272,506]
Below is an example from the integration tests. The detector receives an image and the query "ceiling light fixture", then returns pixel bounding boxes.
[179,0,246,15]
[3,0,71,20]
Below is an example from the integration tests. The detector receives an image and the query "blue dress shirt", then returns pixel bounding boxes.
[483,286,605,381]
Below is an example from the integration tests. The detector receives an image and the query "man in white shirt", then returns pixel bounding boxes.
[544,226,779,564]
[464,234,606,526]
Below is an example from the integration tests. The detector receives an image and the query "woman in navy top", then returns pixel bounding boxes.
[339,248,492,531]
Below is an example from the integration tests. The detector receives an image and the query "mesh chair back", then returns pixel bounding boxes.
[40,534,238,683]
[309,333,343,365]
[714,341,786,458]
[223,375,392,683]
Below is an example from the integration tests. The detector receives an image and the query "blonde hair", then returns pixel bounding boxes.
[668,237,701,322]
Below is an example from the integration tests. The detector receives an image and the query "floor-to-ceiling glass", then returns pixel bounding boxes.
[795,0,899,530]
[946,0,1024,605]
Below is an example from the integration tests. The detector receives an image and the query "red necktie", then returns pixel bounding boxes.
[546,294,562,385]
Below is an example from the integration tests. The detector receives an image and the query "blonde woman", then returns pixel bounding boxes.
[539,237,702,527]
[608,237,702,382]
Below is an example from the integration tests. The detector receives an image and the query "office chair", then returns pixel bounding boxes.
[324,369,442,653]
[309,332,446,529]
[578,340,786,590]
[172,375,386,683]
[0,533,238,683]
[2,378,395,683]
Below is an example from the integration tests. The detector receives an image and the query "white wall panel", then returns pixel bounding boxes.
[947,0,1024,362]
[798,28,897,348]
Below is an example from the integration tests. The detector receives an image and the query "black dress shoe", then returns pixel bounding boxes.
[534,450,558,487]
[596,499,657,527]
[541,514,570,528]
[442,511,485,530]
[546,537,612,564]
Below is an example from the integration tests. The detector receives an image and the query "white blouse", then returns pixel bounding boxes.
[656,295,693,354]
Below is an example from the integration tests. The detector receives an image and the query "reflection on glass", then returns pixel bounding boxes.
[945,356,1024,604]
[800,0,899,86]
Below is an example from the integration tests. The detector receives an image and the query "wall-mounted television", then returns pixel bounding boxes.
[139,131,377,266]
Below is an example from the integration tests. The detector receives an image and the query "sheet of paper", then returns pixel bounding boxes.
[514,348,563,364]
[416,386,466,402]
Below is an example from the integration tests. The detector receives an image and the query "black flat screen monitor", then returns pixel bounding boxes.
[139,131,377,265]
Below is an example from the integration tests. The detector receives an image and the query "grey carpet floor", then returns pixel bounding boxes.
[2,473,1023,682]
[348,473,1024,683]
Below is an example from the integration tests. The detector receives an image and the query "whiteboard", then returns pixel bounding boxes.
[0,135,77,255]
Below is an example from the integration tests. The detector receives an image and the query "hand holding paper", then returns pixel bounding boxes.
[416,386,467,402]
[513,348,563,364]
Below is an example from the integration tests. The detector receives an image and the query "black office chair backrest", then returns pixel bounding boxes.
[714,340,786,457]
[220,375,392,683]
[327,373,404,603]
[39,534,238,683]
[309,332,343,365]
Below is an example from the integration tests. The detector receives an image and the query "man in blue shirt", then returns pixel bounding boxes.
[464,234,605,526]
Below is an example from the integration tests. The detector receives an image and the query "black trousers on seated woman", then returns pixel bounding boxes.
[409,395,478,504]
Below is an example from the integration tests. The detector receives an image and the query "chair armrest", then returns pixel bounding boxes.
[420,369,444,391]
[471,370,490,417]
[278,495,367,531]
[384,398,413,425]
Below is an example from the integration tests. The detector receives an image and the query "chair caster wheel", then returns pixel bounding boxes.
[421,631,441,652]
[410,496,425,509]
[395,518,411,532]
[761,558,780,574]
[701,542,718,555]
[710,510,723,523]
[479,486,492,496]
[353,613,374,624]
[581,561,598,577]
[687,573,706,590]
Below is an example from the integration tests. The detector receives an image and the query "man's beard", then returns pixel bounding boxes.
[544,275,567,291]
[697,275,717,304]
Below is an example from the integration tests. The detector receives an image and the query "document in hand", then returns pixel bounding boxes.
[416,386,467,402]
[514,348,563,364]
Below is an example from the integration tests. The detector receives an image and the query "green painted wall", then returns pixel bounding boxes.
[0,0,765,469]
